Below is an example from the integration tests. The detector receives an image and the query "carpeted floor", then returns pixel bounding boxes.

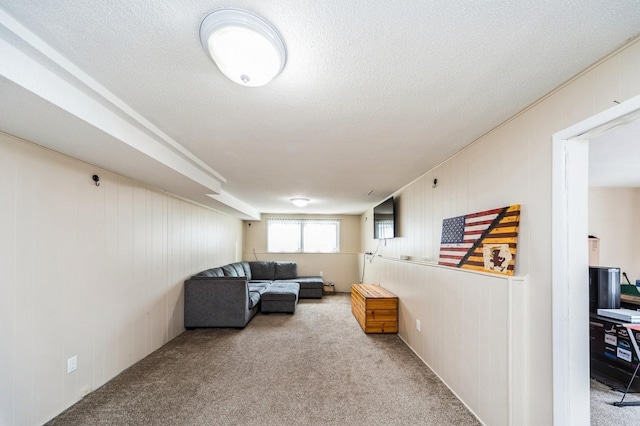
[591,378,640,425]
[47,293,480,425]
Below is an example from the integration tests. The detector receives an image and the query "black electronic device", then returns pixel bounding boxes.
[373,197,396,239]
[589,266,621,314]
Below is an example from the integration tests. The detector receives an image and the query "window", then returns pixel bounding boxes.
[267,218,340,253]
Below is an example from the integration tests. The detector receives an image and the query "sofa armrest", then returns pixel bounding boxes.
[184,277,253,328]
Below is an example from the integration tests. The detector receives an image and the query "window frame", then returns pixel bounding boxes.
[266,218,341,253]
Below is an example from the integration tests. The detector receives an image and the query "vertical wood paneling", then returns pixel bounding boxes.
[431,169,444,261]
[622,40,640,101]
[92,168,107,390]
[117,177,134,372]
[509,277,528,425]
[103,171,120,385]
[31,149,63,422]
[73,162,98,402]
[132,184,147,364]
[360,37,640,426]
[167,197,183,340]
[14,143,36,424]
[461,271,481,409]
[0,132,243,425]
[0,128,17,426]
[61,162,78,409]
[593,54,622,112]
[559,72,596,129]
[489,278,509,425]
[366,260,511,425]
[147,191,162,353]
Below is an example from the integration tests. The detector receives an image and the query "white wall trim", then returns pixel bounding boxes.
[0,37,222,195]
[0,9,226,184]
[552,94,640,425]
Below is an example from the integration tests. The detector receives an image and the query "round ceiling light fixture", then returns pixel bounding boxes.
[199,9,287,87]
[291,198,310,207]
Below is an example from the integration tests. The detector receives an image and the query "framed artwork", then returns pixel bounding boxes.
[438,204,520,276]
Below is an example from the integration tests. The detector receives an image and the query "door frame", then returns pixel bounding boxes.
[552,94,640,425]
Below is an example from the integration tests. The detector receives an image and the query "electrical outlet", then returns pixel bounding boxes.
[67,356,77,374]
[319,271,323,276]
[416,320,421,331]
[81,386,92,397]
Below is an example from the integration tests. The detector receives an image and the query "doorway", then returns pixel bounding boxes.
[552,94,640,425]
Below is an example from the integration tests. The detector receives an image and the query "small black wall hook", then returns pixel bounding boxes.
[92,175,100,186]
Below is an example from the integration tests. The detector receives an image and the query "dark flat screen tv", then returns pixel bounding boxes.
[373,197,396,239]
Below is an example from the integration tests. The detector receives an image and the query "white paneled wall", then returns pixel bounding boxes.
[0,132,242,425]
[589,188,640,280]
[361,257,524,425]
[360,38,640,425]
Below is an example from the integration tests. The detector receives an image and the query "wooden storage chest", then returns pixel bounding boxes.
[351,284,398,334]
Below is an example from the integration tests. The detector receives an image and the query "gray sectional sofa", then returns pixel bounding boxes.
[184,260,324,329]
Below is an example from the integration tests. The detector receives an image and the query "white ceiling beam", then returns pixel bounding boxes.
[0,8,226,184]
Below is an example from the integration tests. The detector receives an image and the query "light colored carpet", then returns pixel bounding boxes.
[591,378,640,425]
[47,293,479,425]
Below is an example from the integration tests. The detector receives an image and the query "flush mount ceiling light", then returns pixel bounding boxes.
[199,9,287,87]
[291,198,309,207]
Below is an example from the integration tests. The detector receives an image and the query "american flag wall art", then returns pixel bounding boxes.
[438,204,520,276]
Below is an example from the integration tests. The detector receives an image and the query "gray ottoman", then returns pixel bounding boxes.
[261,282,300,314]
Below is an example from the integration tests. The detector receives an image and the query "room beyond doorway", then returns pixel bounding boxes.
[552,94,640,425]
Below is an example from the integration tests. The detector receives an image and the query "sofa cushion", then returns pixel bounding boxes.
[249,261,276,280]
[262,282,300,300]
[222,264,239,277]
[260,282,299,314]
[195,267,224,278]
[278,276,324,292]
[292,276,324,286]
[248,291,261,309]
[232,262,246,276]
[240,261,252,281]
[248,282,271,294]
[222,263,247,277]
[275,261,297,280]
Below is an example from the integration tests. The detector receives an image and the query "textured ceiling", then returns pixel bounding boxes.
[1,1,640,218]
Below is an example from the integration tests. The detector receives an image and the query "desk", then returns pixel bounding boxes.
[351,284,398,334]
[621,293,640,307]
[614,323,640,406]
[590,313,640,392]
